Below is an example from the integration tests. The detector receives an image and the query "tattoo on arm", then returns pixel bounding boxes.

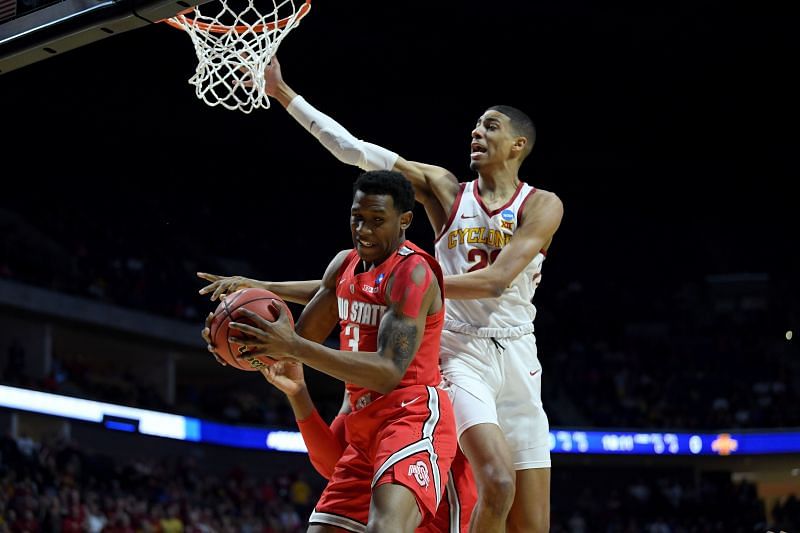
[378,313,419,375]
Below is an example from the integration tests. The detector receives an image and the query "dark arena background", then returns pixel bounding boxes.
[1,0,796,531]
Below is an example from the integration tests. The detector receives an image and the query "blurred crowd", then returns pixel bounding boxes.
[0,432,316,532]
[541,276,799,430]
[549,465,799,532]
[2,431,799,532]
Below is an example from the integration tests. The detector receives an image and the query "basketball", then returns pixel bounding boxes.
[209,288,295,371]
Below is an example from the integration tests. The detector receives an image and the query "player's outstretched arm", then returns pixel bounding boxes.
[228,256,439,394]
[197,272,321,305]
[264,57,460,234]
[445,190,564,299]
[259,361,347,480]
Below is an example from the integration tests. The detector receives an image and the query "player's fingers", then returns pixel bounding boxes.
[235,308,271,328]
[228,321,254,335]
[268,302,282,317]
[207,345,226,365]
[197,272,219,282]
[268,302,289,325]
[201,280,220,296]
[211,284,227,301]
[205,312,214,329]
[201,327,211,344]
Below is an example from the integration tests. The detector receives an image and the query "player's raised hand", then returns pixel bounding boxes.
[228,304,296,360]
[259,360,306,397]
[197,272,255,301]
[201,311,227,366]
[264,56,285,98]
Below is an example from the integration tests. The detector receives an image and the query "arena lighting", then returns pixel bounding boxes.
[0,384,186,439]
[2,385,800,456]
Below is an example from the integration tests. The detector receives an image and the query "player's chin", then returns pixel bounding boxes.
[356,245,375,261]
[356,243,380,261]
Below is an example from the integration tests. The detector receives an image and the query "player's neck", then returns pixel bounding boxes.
[477,172,521,200]
[357,240,404,273]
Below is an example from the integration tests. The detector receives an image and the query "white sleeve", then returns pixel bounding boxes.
[286,95,399,171]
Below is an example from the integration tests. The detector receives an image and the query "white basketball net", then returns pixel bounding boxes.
[166,0,310,113]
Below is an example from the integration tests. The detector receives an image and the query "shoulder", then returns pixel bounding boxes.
[386,253,436,292]
[396,253,433,276]
[398,242,441,276]
[521,188,563,220]
[331,249,356,270]
[322,249,356,287]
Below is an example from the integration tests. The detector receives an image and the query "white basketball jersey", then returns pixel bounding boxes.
[434,180,544,338]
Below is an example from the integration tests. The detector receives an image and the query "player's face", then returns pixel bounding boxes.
[470,110,518,172]
[350,191,409,265]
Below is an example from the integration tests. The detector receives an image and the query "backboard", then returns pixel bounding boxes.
[0,0,210,74]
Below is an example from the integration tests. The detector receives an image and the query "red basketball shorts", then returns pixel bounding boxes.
[309,385,458,532]
[416,444,477,533]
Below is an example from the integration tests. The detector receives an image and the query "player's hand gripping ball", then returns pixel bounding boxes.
[208,288,294,371]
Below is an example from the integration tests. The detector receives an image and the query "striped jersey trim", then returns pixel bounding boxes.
[370,386,443,506]
[309,510,367,533]
[445,471,461,533]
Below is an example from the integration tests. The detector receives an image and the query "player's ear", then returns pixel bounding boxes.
[512,135,527,155]
[400,211,413,230]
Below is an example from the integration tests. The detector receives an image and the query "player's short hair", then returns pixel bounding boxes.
[488,105,536,158]
[353,170,415,213]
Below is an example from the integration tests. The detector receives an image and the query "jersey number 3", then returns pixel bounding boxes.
[344,323,360,351]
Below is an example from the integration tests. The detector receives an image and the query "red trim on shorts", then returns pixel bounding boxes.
[433,182,467,245]
[473,179,526,217]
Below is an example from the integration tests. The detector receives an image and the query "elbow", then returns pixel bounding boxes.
[373,378,401,395]
[488,279,507,298]
[373,369,404,395]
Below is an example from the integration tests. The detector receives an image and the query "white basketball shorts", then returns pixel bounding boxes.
[439,330,551,470]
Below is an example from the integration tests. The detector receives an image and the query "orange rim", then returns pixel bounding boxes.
[161,0,310,34]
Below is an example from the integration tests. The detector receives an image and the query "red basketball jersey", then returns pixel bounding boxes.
[336,241,445,409]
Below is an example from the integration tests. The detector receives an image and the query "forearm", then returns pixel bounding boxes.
[289,336,401,394]
[444,271,505,299]
[285,383,315,420]
[296,409,345,480]
[283,94,398,171]
[259,280,321,305]
[271,80,298,108]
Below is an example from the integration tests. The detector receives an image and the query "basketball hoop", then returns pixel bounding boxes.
[162,0,311,113]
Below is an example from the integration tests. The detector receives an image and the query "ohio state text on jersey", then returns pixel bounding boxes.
[336,241,445,409]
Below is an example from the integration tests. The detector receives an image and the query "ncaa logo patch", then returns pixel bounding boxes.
[375,273,385,285]
[500,209,515,222]
[407,461,430,488]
